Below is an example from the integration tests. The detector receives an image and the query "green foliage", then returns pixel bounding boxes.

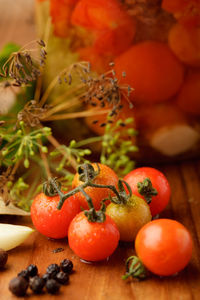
[50,139,92,172]
[0,121,51,168]
[100,118,138,176]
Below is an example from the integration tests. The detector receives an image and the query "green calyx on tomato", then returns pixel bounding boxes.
[122,256,147,280]
[137,177,158,204]
[106,181,152,242]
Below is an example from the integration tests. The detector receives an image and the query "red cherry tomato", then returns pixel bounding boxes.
[114,41,184,104]
[135,219,193,276]
[31,192,80,239]
[72,163,119,210]
[68,211,120,261]
[124,167,171,217]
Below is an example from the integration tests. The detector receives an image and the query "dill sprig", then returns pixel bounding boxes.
[100,118,138,176]
[0,39,138,211]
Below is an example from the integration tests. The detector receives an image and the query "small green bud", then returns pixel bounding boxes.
[30,150,34,156]
[41,146,48,153]
[24,158,29,168]
[43,127,51,134]
[2,149,8,156]
[35,133,42,139]
[7,181,13,188]
[69,140,76,148]
[16,129,22,136]
[19,121,24,127]
[125,118,134,125]
[84,149,91,155]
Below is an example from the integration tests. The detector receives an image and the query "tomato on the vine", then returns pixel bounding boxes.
[72,163,119,210]
[31,192,80,239]
[68,211,120,261]
[135,219,193,276]
[124,167,171,216]
[106,194,152,242]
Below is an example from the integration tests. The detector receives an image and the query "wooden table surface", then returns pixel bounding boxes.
[0,1,200,299]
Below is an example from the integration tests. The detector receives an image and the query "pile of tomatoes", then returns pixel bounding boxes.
[31,163,193,278]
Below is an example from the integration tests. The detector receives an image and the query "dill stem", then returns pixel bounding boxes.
[47,134,78,171]
[43,109,109,121]
[44,97,81,118]
[11,161,21,177]
[34,75,43,103]
[51,83,84,106]
[39,140,52,179]
[74,136,103,148]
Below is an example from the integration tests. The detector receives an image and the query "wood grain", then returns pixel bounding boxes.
[0,1,200,299]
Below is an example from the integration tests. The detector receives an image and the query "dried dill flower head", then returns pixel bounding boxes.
[0,40,46,87]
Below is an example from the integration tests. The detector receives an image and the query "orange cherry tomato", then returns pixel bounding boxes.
[168,22,200,67]
[71,0,136,56]
[50,0,78,38]
[72,163,119,210]
[135,219,193,276]
[114,41,184,104]
[85,99,135,136]
[124,167,171,217]
[177,71,200,115]
[31,192,80,239]
[68,211,120,261]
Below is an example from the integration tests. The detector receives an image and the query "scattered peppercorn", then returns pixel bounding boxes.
[0,248,8,269]
[52,247,64,254]
[17,269,29,281]
[29,276,45,294]
[60,259,73,274]
[27,264,38,277]
[42,273,51,282]
[56,272,69,285]
[9,276,29,297]
[46,264,60,278]
[46,279,60,294]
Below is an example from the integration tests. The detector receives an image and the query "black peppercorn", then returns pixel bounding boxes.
[27,264,38,277]
[9,276,28,297]
[56,271,69,285]
[42,272,51,282]
[46,279,60,294]
[17,269,29,281]
[0,248,8,269]
[29,276,45,294]
[46,263,60,278]
[60,259,73,274]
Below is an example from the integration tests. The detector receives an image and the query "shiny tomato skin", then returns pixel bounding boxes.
[68,212,120,261]
[135,219,193,276]
[72,163,119,210]
[106,195,152,242]
[31,192,80,239]
[124,167,171,217]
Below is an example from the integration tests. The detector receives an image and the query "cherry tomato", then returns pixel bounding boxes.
[114,41,184,104]
[72,163,119,210]
[50,0,78,38]
[71,0,136,56]
[135,219,193,276]
[68,211,120,261]
[162,0,200,28]
[124,167,171,217]
[31,192,80,239]
[168,22,200,67]
[84,99,135,136]
[106,194,152,242]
